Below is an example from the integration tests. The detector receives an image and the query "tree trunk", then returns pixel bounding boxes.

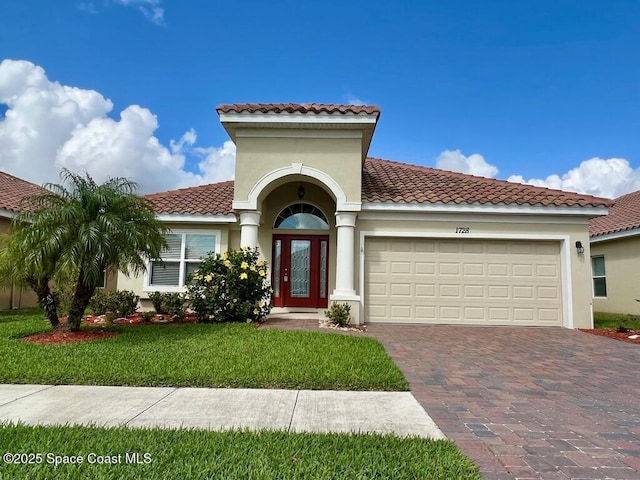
[29,276,60,330]
[66,273,95,332]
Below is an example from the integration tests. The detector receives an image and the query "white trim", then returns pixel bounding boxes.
[219,112,378,125]
[143,228,222,293]
[358,231,573,329]
[0,208,15,219]
[235,128,363,139]
[590,227,640,243]
[358,211,590,225]
[361,201,609,217]
[232,163,361,212]
[155,214,237,224]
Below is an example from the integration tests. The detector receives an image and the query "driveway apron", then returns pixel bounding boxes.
[366,325,640,480]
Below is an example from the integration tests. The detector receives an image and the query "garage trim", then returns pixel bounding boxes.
[358,231,573,328]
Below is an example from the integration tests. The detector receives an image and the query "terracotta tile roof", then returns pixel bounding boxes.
[216,103,380,116]
[589,190,640,237]
[145,181,234,216]
[0,171,47,215]
[362,158,612,208]
[144,159,612,217]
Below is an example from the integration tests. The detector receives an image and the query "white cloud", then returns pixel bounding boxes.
[436,149,499,178]
[347,96,367,105]
[0,59,235,194]
[507,157,640,199]
[115,0,164,25]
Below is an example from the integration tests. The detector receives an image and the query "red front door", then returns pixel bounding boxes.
[272,234,329,308]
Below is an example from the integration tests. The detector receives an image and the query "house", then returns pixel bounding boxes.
[117,103,612,328]
[0,170,118,310]
[589,190,640,315]
[0,171,43,309]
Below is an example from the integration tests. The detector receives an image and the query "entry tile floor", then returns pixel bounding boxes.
[264,319,640,480]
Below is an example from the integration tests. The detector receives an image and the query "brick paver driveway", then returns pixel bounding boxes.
[366,325,640,480]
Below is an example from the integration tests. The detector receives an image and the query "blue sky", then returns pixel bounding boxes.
[1,0,639,197]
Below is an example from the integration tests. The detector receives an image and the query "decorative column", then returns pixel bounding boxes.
[239,211,261,249]
[332,212,357,297]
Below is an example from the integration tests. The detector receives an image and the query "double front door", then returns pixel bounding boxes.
[272,234,329,308]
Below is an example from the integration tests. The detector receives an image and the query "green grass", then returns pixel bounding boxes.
[593,311,640,330]
[0,423,480,480]
[0,309,409,391]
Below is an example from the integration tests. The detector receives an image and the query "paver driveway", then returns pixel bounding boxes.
[366,325,640,480]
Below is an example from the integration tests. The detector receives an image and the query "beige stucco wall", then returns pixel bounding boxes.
[234,135,362,206]
[356,213,594,329]
[116,223,231,300]
[591,236,640,315]
[0,216,39,310]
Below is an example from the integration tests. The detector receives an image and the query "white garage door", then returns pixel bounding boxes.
[365,238,563,326]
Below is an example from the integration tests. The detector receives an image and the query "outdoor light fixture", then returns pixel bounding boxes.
[575,241,584,254]
[297,184,305,200]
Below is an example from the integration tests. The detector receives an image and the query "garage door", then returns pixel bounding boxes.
[365,238,563,326]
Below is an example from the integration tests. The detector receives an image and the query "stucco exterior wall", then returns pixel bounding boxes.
[0,216,39,310]
[591,236,640,315]
[356,213,594,329]
[234,134,362,206]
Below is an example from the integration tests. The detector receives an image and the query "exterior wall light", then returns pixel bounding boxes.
[575,241,584,254]
[297,184,305,200]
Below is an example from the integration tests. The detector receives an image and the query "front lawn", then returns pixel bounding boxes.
[0,423,481,480]
[0,309,409,391]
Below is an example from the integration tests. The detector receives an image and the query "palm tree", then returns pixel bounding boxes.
[2,169,168,331]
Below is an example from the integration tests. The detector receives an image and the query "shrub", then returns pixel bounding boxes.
[148,291,164,314]
[147,292,188,320]
[325,302,351,327]
[141,311,155,322]
[89,290,109,316]
[187,247,272,323]
[89,290,139,317]
[106,290,139,317]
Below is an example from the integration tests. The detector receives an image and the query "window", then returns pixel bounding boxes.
[591,256,607,298]
[96,270,107,289]
[147,231,219,290]
[274,203,329,230]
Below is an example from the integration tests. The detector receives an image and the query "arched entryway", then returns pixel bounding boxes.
[272,203,329,308]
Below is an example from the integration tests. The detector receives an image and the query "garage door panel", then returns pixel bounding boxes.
[365,238,563,326]
[415,262,436,275]
[390,262,411,274]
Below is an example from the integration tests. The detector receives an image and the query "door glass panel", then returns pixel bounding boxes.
[320,240,327,298]
[274,240,281,298]
[290,240,311,298]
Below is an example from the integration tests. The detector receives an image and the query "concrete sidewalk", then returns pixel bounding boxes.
[0,384,445,439]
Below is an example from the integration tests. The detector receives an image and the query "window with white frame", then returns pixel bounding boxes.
[147,231,219,290]
[591,256,607,298]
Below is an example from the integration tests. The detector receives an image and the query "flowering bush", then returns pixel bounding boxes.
[187,247,272,323]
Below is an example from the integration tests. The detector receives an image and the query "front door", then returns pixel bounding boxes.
[272,234,329,308]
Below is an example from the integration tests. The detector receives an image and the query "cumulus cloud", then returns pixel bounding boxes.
[436,149,499,178]
[0,59,235,193]
[507,158,640,199]
[114,0,165,25]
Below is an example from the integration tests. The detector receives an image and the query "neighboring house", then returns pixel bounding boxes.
[0,170,117,310]
[0,171,43,309]
[589,190,640,315]
[117,103,611,328]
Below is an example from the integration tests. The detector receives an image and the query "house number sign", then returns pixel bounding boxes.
[455,227,470,234]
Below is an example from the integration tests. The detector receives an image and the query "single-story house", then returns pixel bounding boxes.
[0,171,43,309]
[116,103,612,328]
[589,190,640,315]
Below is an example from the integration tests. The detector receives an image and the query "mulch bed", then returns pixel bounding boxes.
[20,312,199,345]
[579,328,640,344]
